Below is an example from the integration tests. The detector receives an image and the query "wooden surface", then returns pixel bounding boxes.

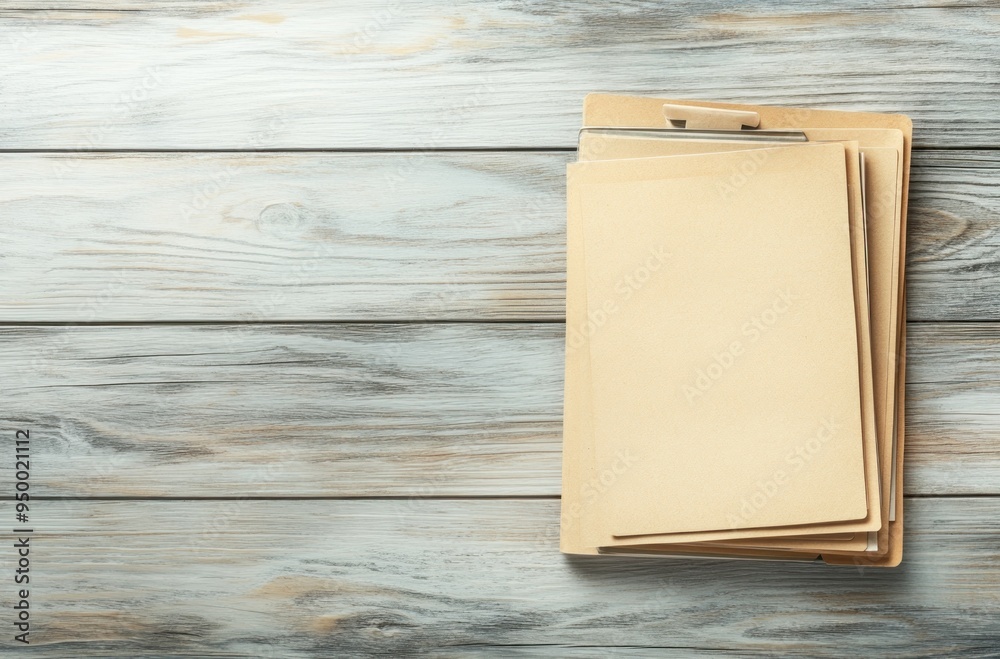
[2,0,1000,148]
[2,1,999,655]
[1,149,999,322]
[5,498,1000,657]
[2,322,1000,498]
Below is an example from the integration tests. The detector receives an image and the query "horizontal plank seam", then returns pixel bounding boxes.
[4,3,992,12]
[0,147,578,155]
[0,319,992,327]
[0,145,996,154]
[18,494,1000,502]
[3,2,996,8]
[0,319,570,327]
[0,7,149,11]
[23,495,564,502]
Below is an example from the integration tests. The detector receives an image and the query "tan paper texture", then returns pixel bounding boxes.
[576,132,901,555]
[567,144,876,548]
[561,95,911,565]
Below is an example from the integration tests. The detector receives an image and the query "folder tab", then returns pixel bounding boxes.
[662,103,761,130]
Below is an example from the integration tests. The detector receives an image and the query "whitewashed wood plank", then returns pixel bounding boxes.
[906,323,1000,495]
[2,323,565,498]
[2,322,997,497]
[907,150,1000,320]
[0,498,997,656]
[0,150,996,321]
[0,152,569,321]
[2,1,999,148]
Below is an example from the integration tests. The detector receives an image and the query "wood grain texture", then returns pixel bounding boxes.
[1,149,997,322]
[907,150,1000,321]
[1,497,997,656]
[2,322,998,497]
[3,323,564,498]
[2,1,999,149]
[1,4,996,655]
[0,152,569,322]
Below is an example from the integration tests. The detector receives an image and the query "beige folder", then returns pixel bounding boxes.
[576,129,903,557]
[709,135,902,556]
[582,99,909,561]
[566,143,877,550]
[574,135,882,551]
[565,95,911,566]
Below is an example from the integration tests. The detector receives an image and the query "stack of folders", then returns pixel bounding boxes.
[561,95,912,566]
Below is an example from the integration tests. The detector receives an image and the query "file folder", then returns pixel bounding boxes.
[561,95,911,566]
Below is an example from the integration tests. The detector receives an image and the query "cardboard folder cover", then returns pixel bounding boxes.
[577,130,901,556]
[711,136,902,556]
[562,94,911,566]
[568,142,870,547]
[582,96,909,559]
[565,141,882,551]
